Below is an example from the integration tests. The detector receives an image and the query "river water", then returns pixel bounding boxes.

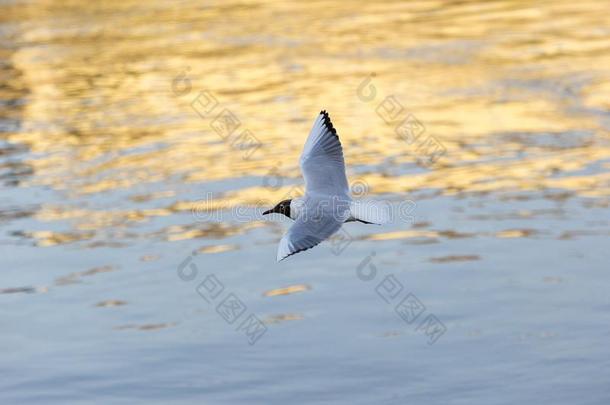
[1,0,609,403]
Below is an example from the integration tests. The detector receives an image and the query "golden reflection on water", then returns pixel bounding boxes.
[95,299,127,308]
[55,265,117,285]
[263,284,312,297]
[113,323,177,332]
[263,313,304,324]
[1,0,609,246]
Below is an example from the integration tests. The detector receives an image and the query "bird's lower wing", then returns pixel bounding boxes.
[277,213,344,262]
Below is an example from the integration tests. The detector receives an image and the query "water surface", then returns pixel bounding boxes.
[1,0,609,403]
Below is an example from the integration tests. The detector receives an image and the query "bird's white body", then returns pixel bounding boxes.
[289,197,386,223]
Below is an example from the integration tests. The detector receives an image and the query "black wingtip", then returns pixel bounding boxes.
[279,242,320,262]
[319,110,337,136]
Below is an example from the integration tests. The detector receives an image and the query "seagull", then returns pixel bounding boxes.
[263,110,389,261]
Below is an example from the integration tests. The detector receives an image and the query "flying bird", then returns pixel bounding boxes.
[263,110,389,261]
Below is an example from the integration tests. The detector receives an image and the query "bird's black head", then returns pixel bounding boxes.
[263,199,292,218]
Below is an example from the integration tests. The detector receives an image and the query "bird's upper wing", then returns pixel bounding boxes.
[276,196,349,261]
[299,111,350,197]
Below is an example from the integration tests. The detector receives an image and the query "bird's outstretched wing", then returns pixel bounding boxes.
[276,201,345,261]
[300,111,350,197]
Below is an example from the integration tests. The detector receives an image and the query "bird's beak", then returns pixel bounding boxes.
[262,208,272,215]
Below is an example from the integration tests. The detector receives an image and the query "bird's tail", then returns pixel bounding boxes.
[349,200,391,225]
